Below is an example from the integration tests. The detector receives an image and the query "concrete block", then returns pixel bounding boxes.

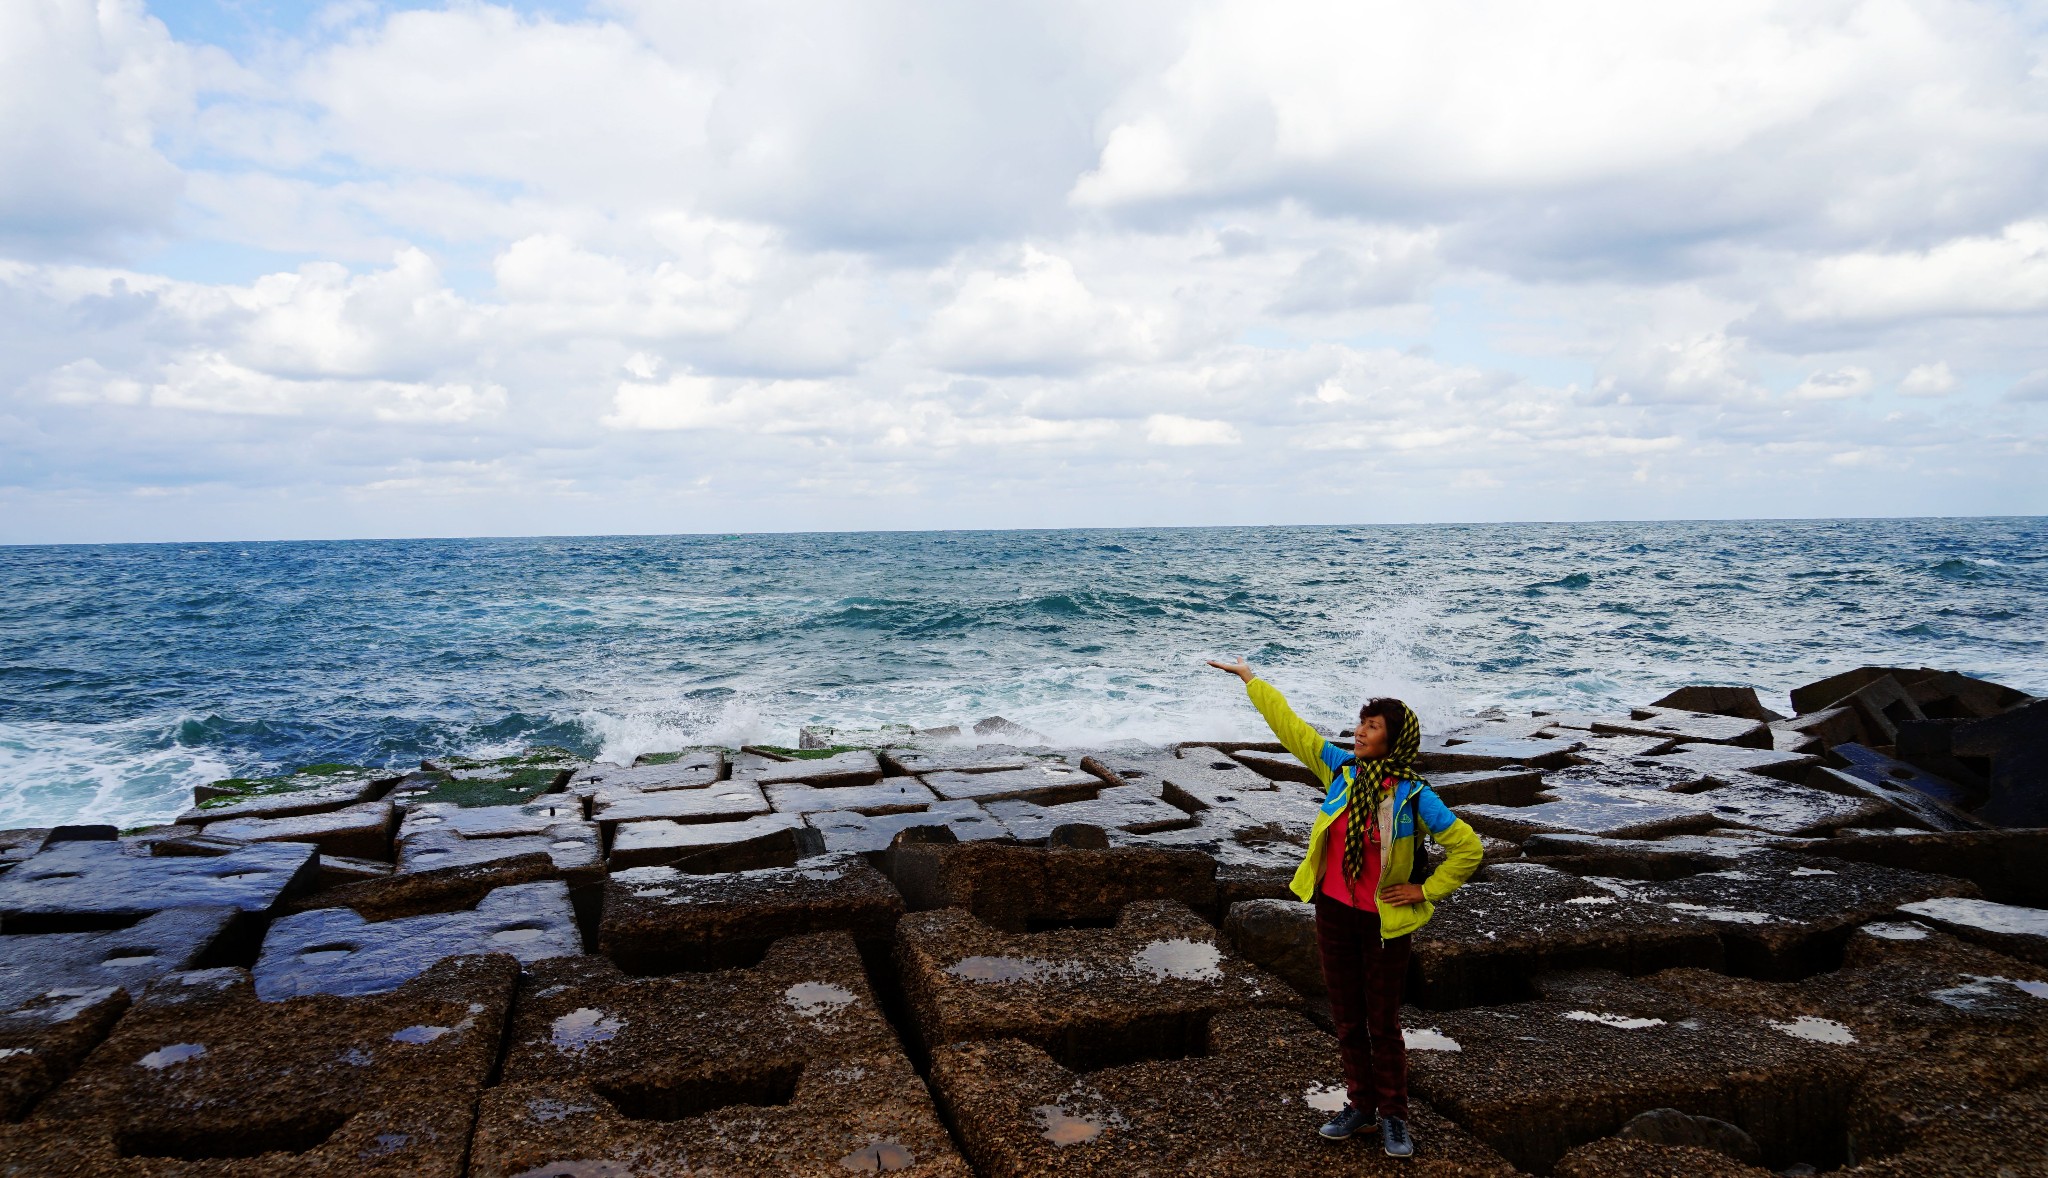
[1895,896,2048,967]
[0,839,318,929]
[985,784,1196,841]
[1682,774,1891,837]
[1790,828,2048,906]
[5,954,517,1175]
[804,801,1005,853]
[599,853,904,974]
[1222,746,1325,788]
[201,798,396,860]
[1591,707,1772,749]
[0,907,238,1010]
[750,750,884,789]
[897,900,1297,1066]
[0,829,50,873]
[590,779,769,831]
[923,761,1101,805]
[765,775,937,816]
[176,764,402,826]
[1408,982,1858,1172]
[254,880,579,999]
[882,748,1034,776]
[1807,765,1986,834]
[0,986,130,1121]
[567,751,724,798]
[930,1008,1515,1176]
[1221,898,1322,998]
[1412,862,1723,1008]
[1954,699,2048,828]
[1653,743,1819,783]
[1789,666,1937,716]
[472,932,968,1177]
[1428,767,1547,807]
[397,798,587,841]
[1584,854,1978,978]
[1650,685,1779,723]
[607,811,811,871]
[1423,732,1586,770]
[1460,787,1718,842]
[391,748,584,810]
[884,839,1217,932]
[394,820,601,883]
[1554,1138,1773,1177]
[284,851,570,923]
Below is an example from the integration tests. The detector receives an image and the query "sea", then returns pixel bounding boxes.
[1,518,2041,831]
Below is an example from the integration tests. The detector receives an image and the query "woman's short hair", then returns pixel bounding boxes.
[1357,697,1408,727]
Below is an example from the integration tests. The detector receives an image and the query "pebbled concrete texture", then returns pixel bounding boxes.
[897,899,1299,1068]
[598,853,904,974]
[3,953,517,1176]
[0,986,131,1121]
[1895,895,2048,966]
[983,784,1195,841]
[606,811,810,872]
[471,931,968,1177]
[0,839,318,928]
[885,839,1217,932]
[1553,1137,1775,1177]
[930,1007,1516,1177]
[254,881,580,999]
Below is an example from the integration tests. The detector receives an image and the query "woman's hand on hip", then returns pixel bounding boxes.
[1206,657,1254,683]
[1378,882,1426,908]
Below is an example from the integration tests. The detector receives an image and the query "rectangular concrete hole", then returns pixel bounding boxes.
[595,1061,803,1121]
[613,936,775,976]
[1039,1010,1213,1074]
[115,1110,350,1160]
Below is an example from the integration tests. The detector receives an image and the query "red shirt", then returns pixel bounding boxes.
[1320,776,1389,909]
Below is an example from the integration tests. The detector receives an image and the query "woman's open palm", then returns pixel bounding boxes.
[1206,657,1253,682]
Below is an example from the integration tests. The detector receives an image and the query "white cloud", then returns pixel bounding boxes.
[0,0,202,256]
[1898,362,1958,397]
[1779,222,2048,324]
[1145,414,1241,445]
[925,247,1165,373]
[1788,366,1875,401]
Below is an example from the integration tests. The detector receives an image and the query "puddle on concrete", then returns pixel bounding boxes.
[509,1162,634,1178]
[526,1097,597,1123]
[550,840,586,851]
[390,1024,455,1044]
[1405,1027,1463,1051]
[1564,896,1616,906]
[838,1140,916,1171]
[1303,1083,1347,1112]
[1131,938,1223,982]
[137,1043,206,1069]
[340,1047,374,1066]
[360,1132,410,1158]
[1769,1016,1856,1044]
[947,955,1074,984]
[551,1007,624,1054]
[1789,867,1837,877]
[1033,1104,1109,1147]
[0,1048,30,1060]
[1861,921,1930,941]
[1930,975,2048,1010]
[1664,902,1778,924]
[1562,1010,1666,1030]
[784,981,856,1019]
[493,924,550,944]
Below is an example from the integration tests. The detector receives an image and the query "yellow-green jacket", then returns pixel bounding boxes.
[1246,679,1484,938]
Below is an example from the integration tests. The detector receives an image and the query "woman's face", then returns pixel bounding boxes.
[1354,713,1390,760]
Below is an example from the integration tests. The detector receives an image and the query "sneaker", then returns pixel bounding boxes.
[1317,1102,1376,1140]
[1381,1114,1415,1157]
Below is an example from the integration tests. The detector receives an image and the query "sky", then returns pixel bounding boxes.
[2,0,2046,544]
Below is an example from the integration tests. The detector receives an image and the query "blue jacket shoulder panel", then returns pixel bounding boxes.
[1318,740,1351,775]
[1414,785,1459,834]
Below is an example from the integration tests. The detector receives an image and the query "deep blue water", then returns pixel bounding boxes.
[2,518,2042,829]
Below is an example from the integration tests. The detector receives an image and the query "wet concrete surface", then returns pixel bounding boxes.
[922,762,1101,805]
[804,800,1007,853]
[983,785,1196,841]
[0,838,319,927]
[201,798,397,860]
[0,907,238,1009]
[765,776,938,816]
[606,811,809,871]
[254,881,580,998]
[884,839,1217,932]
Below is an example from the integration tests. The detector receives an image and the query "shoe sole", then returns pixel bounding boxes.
[1318,1121,1378,1141]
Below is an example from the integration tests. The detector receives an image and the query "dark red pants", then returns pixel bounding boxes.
[1314,894,1412,1118]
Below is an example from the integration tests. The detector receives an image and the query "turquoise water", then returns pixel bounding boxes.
[1,518,2041,829]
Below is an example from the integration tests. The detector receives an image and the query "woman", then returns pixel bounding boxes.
[1207,657,1484,1159]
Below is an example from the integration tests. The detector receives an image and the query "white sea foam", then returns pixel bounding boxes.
[0,719,234,830]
